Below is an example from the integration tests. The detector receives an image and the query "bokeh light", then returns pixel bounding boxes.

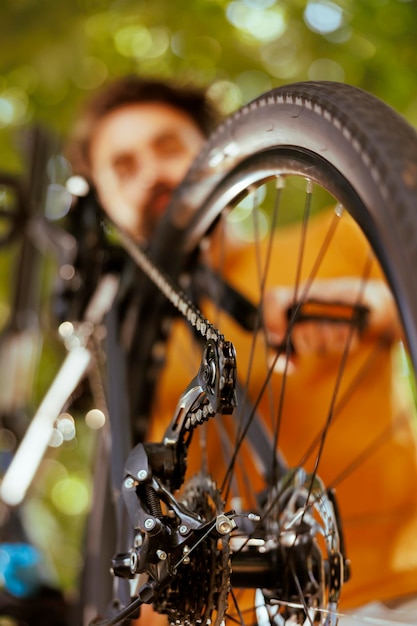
[85,408,106,430]
[226,0,287,42]
[207,80,243,115]
[0,88,28,127]
[49,428,64,448]
[56,413,76,441]
[114,25,170,60]
[304,0,345,34]
[260,34,302,80]
[51,476,90,516]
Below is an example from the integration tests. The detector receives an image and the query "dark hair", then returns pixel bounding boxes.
[67,75,219,177]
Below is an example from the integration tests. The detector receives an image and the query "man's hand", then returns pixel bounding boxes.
[264,278,402,368]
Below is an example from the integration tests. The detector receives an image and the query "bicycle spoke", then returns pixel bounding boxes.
[91,83,417,626]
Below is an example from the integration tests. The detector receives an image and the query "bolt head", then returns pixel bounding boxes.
[144,518,156,530]
[218,520,232,534]
[216,514,236,535]
[137,469,148,481]
[129,550,138,573]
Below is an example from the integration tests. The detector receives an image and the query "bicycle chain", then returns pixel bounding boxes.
[114,225,237,431]
[115,225,223,344]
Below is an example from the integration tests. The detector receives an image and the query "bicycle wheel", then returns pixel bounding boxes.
[142,82,417,626]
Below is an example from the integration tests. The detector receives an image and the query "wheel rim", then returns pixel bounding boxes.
[153,149,417,625]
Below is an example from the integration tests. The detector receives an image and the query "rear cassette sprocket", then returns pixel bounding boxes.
[153,473,230,626]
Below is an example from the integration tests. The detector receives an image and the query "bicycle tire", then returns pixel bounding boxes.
[143,81,417,625]
[159,81,417,358]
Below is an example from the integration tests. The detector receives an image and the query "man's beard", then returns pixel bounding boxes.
[140,181,175,240]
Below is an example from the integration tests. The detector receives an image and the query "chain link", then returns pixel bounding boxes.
[113,225,224,343]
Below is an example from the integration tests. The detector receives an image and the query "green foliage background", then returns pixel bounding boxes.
[2,0,417,172]
[1,0,417,596]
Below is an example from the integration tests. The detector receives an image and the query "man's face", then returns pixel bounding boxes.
[89,102,205,241]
